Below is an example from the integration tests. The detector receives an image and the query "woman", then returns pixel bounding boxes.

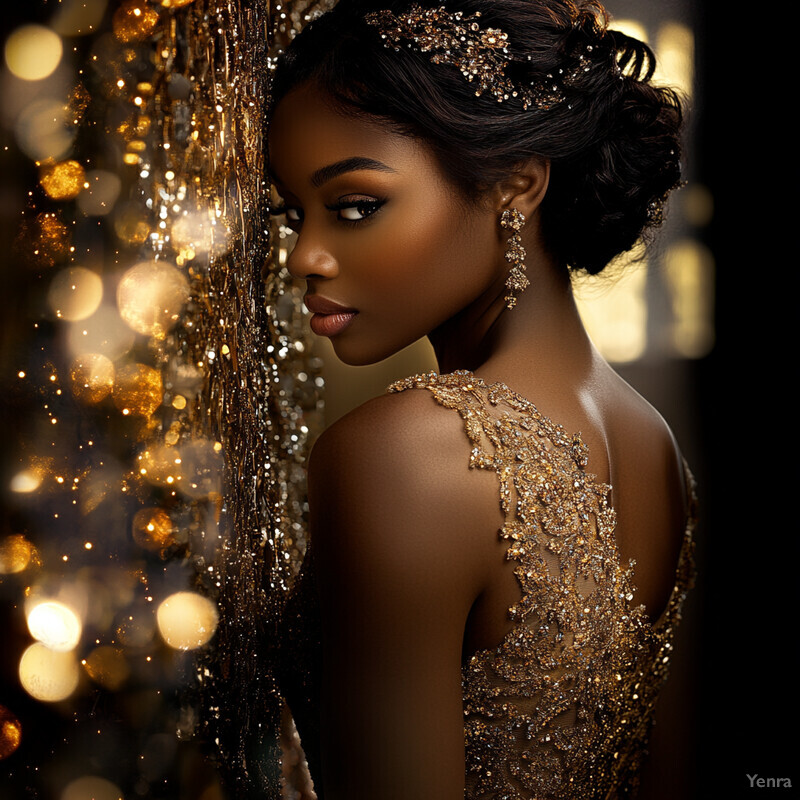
[270,1,695,798]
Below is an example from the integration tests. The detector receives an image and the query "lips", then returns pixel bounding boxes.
[304,294,358,337]
[304,295,357,315]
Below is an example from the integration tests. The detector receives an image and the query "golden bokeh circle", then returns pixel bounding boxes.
[156,591,218,650]
[117,261,190,339]
[111,363,163,418]
[0,705,22,760]
[112,0,159,43]
[19,643,80,702]
[132,507,176,553]
[39,160,86,201]
[69,353,115,404]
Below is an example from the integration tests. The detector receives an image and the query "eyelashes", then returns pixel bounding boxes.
[269,196,387,229]
[327,197,386,223]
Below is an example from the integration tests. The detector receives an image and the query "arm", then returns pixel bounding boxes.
[307,392,494,800]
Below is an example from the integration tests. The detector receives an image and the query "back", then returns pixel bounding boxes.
[387,369,696,799]
[278,368,696,799]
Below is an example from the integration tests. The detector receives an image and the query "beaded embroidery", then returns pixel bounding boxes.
[387,370,696,799]
[279,369,696,799]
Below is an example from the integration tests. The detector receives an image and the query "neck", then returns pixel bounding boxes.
[428,248,599,387]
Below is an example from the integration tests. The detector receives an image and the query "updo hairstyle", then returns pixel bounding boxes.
[271,0,684,276]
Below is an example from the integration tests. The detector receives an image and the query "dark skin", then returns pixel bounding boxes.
[269,83,689,800]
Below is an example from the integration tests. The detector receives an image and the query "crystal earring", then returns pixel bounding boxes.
[500,208,528,309]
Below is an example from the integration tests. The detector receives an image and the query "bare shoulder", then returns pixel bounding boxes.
[307,386,498,600]
[597,365,684,464]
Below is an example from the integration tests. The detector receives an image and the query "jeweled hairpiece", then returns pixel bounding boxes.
[365,5,567,111]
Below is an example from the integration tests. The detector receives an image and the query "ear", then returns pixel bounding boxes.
[493,157,550,219]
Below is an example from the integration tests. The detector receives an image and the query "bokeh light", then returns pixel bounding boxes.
[113,202,152,245]
[112,0,160,42]
[4,25,63,81]
[69,353,115,403]
[51,0,109,37]
[14,211,71,269]
[0,705,22,760]
[47,267,104,321]
[117,260,190,339]
[66,304,136,361]
[0,535,39,573]
[82,646,130,690]
[19,643,80,702]
[576,254,648,363]
[111,362,163,417]
[14,98,76,162]
[27,600,82,651]
[137,444,182,487]
[61,775,124,800]
[132,507,176,554]
[156,592,218,650]
[39,159,86,201]
[9,469,44,494]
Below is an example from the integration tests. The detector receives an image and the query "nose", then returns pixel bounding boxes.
[285,227,339,282]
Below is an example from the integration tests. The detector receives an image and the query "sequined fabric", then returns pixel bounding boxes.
[279,369,696,799]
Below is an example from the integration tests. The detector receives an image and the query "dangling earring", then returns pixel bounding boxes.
[500,208,528,309]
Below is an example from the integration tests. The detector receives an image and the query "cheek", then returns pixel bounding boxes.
[371,200,497,308]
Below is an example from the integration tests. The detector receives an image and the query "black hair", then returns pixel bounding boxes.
[271,0,684,275]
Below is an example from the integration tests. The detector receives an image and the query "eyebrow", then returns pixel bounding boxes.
[310,157,396,188]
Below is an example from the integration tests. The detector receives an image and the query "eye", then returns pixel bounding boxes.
[329,196,386,223]
[270,204,303,230]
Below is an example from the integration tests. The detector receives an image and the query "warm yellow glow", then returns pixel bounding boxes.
[66,304,135,361]
[159,0,196,7]
[113,203,151,245]
[39,160,86,201]
[47,267,104,321]
[575,255,648,363]
[83,646,129,690]
[682,183,714,228]
[77,170,122,216]
[171,208,229,257]
[111,363,163,417]
[27,601,82,652]
[156,592,218,650]
[61,775,124,800]
[69,353,115,404]
[19,643,80,702]
[15,99,75,161]
[0,535,39,574]
[178,439,224,499]
[51,0,108,37]
[664,239,715,358]
[113,0,159,42]
[18,212,71,269]
[132,507,176,553]
[609,19,648,45]
[9,469,42,493]
[0,705,22,760]
[137,444,181,486]
[4,25,63,81]
[117,260,190,338]
[656,22,694,98]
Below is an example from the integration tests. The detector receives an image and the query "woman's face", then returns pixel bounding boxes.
[268,83,504,366]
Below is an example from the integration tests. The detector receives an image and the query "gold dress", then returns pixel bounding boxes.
[279,369,697,800]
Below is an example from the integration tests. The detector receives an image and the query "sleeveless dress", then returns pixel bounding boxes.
[278,369,697,800]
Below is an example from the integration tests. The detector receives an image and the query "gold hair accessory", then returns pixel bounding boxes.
[500,208,527,309]
[365,5,566,110]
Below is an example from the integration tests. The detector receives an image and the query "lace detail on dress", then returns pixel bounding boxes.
[387,369,696,800]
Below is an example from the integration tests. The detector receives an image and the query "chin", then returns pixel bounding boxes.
[328,335,413,368]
